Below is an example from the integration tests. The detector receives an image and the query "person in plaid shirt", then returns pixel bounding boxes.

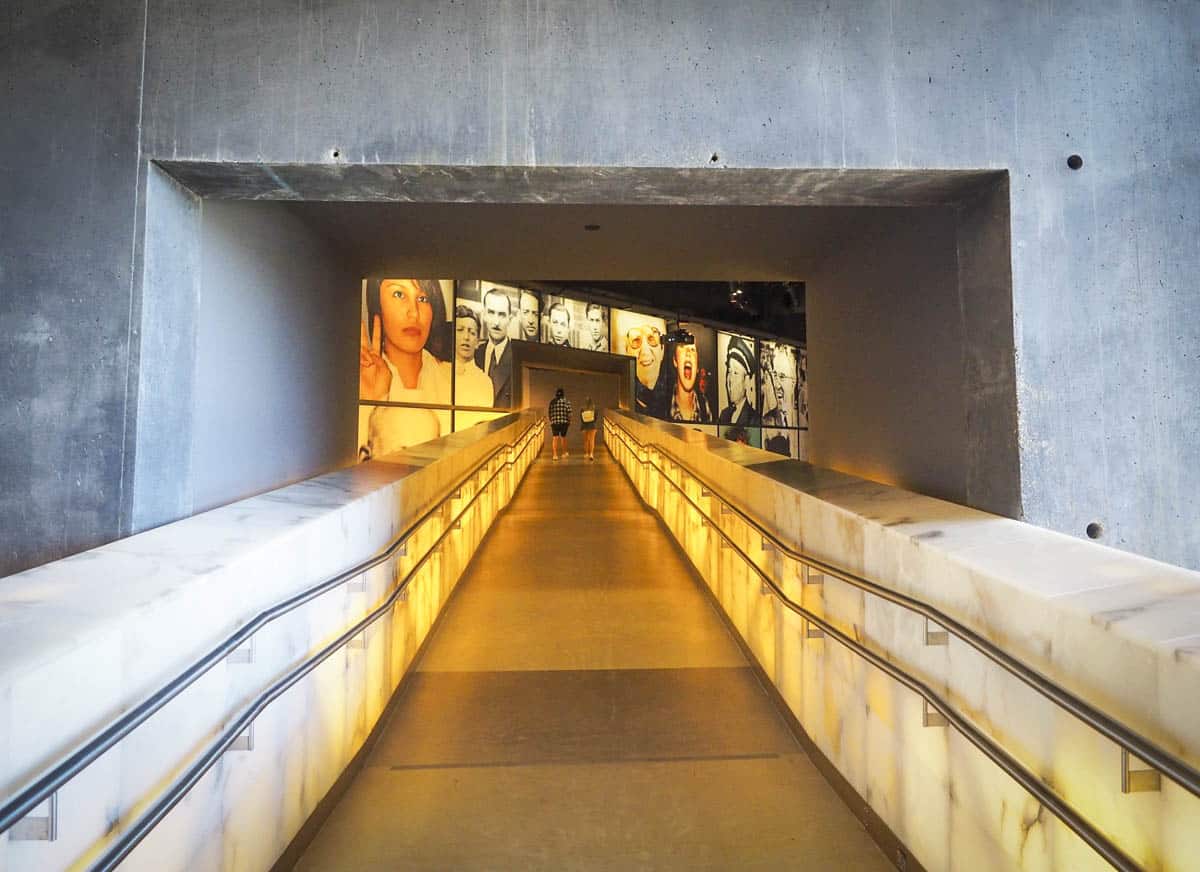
[548,387,572,461]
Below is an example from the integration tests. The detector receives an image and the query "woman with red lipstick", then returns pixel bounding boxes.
[358,277,451,459]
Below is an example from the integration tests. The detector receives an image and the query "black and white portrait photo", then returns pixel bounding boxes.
[759,341,800,429]
[456,281,519,409]
[717,332,760,427]
[515,287,541,343]
[762,427,794,458]
[719,425,762,448]
[541,295,608,351]
[797,346,808,429]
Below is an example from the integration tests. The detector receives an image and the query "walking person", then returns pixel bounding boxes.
[580,398,598,460]
[549,387,572,461]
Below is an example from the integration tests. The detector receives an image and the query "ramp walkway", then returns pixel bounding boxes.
[291,446,888,871]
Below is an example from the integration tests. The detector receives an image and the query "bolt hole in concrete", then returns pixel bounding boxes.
[710,153,719,162]
[1067,154,1083,170]
[1086,521,1104,539]
[331,148,341,159]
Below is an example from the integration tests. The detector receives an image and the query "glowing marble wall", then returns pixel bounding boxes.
[607,410,1200,872]
[0,414,542,871]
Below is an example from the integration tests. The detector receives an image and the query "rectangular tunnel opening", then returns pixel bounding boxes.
[133,162,1016,533]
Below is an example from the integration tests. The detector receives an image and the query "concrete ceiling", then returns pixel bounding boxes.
[281,200,891,281]
[272,201,901,341]
[159,161,1000,207]
[166,161,984,340]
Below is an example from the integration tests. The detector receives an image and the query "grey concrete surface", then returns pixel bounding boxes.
[292,450,889,871]
[809,207,976,508]
[0,0,145,576]
[160,162,999,206]
[187,200,360,516]
[130,166,202,531]
[952,180,1020,516]
[131,192,360,529]
[3,0,1198,572]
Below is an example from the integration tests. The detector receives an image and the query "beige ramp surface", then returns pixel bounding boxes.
[293,446,889,871]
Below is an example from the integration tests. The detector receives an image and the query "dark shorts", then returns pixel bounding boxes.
[551,423,569,437]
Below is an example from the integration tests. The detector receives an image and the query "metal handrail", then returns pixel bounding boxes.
[604,414,1200,802]
[0,418,543,840]
[87,419,543,871]
[604,416,1163,871]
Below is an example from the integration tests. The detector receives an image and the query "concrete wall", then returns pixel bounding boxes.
[808,208,971,506]
[187,201,359,514]
[132,185,358,529]
[806,200,1020,516]
[3,0,1198,572]
[130,166,203,530]
[0,1,145,577]
[132,187,357,527]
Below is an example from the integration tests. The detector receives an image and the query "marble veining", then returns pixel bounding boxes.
[608,410,1200,872]
[0,413,542,871]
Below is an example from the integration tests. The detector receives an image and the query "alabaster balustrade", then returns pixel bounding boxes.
[606,410,1200,872]
[0,412,542,872]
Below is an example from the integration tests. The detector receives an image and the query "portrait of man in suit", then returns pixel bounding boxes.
[475,286,515,408]
[518,290,540,341]
[760,342,799,428]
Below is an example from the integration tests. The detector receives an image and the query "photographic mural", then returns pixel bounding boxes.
[717,331,760,427]
[610,308,667,416]
[454,281,529,410]
[356,279,806,461]
[718,425,762,449]
[542,295,609,351]
[759,341,800,429]
[357,278,453,461]
[661,323,717,425]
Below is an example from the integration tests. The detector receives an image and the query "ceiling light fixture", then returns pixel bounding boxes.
[728,281,756,315]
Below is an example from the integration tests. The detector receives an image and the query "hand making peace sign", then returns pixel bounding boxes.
[359,315,392,401]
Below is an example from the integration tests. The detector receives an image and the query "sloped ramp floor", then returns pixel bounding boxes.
[292,444,889,871]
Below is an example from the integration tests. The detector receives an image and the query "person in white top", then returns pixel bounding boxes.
[359,278,450,458]
[450,305,496,429]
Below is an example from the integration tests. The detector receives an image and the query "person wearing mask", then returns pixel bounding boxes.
[548,387,572,461]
